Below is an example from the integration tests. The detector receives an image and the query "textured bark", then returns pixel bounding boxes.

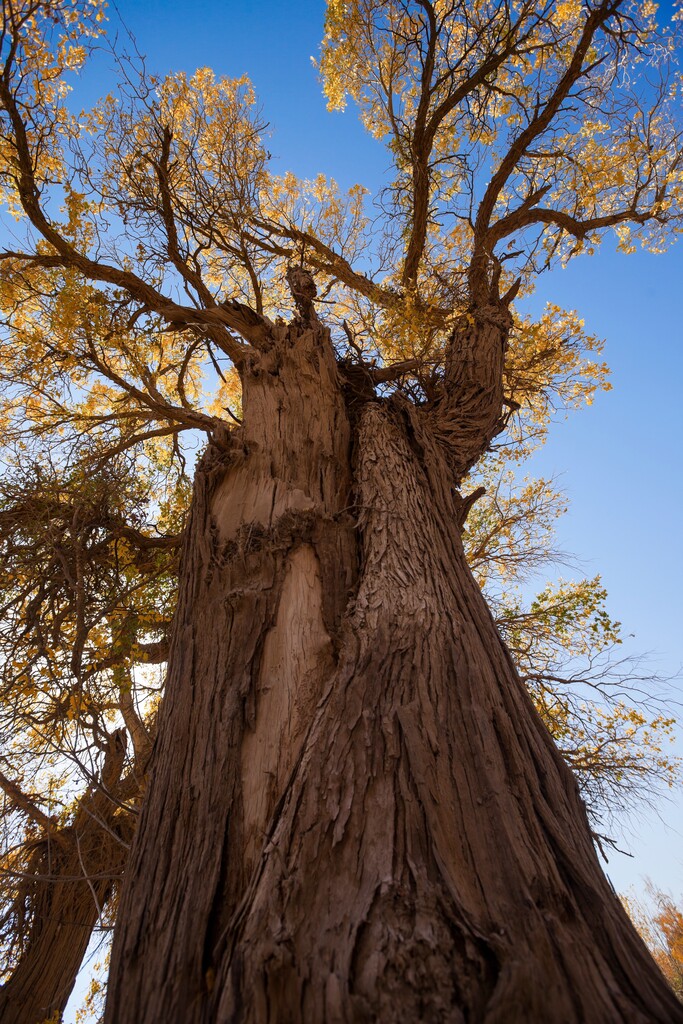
[439,304,511,482]
[104,316,682,1023]
[0,731,131,1024]
[104,317,356,1020]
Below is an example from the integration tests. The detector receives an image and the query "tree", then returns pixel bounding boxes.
[2,347,678,1024]
[1,356,678,1019]
[0,0,682,1021]
[625,883,683,1001]
[0,449,180,1021]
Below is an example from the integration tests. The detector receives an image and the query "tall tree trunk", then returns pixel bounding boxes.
[104,315,682,1023]
[0,731,130,1024]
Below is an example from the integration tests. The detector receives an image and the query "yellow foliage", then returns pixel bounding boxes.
[625,884,683,999]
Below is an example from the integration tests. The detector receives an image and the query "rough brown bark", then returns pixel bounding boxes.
[0,731,131,1024]
[104,315,682,1023]
[104,316,356,1020]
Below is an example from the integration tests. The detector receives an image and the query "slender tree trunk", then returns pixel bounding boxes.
[104,314,682,1023]
[0,732,130,1024]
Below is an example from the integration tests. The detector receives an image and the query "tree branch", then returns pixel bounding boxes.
[0,768,63,835]
[149,125,217,310]
[0,73,266,355]
[247,220,397,310]
[470,1,621,297]
[402,0,546,286]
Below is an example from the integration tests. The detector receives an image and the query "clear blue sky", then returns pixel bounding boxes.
[61,0,681,993]
[100,0,682,889]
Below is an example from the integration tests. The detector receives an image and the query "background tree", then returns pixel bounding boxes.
[0,434,181,1021]
[624,883,683,1002]
[0,1,682,1021]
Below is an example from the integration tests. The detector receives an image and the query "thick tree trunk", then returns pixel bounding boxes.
[104,317,682,1023]
[0,731,130,1024]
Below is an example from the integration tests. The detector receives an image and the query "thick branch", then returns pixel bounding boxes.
[430,304,513,480]
[401,0,439,287]
[150,126,216,310]
[0,730,134,1024]
[488,204,655,247]
[470,1,620,296]
[368,357,422,384]
[403,1,543,286]
[0,769,62,835]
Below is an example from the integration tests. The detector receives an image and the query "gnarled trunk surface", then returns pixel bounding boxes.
[104,316,682,1023]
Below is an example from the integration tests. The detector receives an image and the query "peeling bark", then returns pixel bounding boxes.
[104,318,682,1023]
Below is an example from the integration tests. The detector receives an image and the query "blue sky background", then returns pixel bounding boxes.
[59,1,682,1014]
